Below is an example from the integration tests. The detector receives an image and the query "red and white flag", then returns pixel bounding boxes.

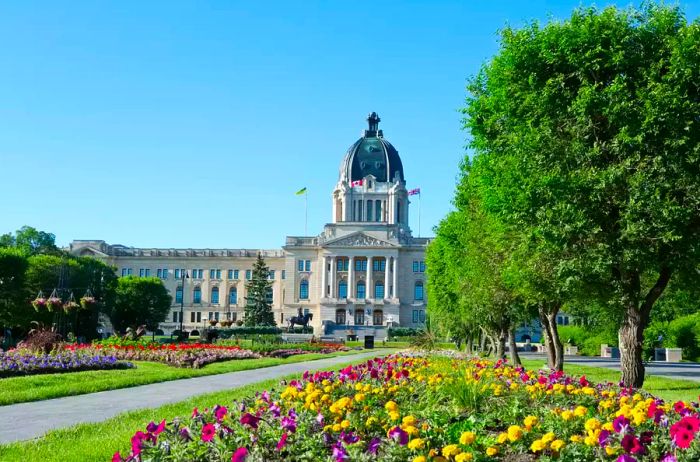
[408,187,421,196]
[350,179,364,187]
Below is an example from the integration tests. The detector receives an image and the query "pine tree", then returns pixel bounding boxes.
[244,254,275,326]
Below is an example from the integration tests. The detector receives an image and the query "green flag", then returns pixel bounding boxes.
[295,187,307,195]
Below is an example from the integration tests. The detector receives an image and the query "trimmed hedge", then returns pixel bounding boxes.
[387,327,424,339]
[216,326,313,339]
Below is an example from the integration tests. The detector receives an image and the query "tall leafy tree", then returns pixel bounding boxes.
[110,276,172,333]
[0,248,28,328]
[465,4,700,386]
[0,226,60,255]
[244,254,275,326]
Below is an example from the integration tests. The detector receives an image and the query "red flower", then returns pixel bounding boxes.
[201,423,216,442]
[673,429,694,449]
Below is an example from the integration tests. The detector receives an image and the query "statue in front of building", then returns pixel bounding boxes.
[288,307,313,332]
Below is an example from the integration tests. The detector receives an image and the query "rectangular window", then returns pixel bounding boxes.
[367,200,373,222]
[231,312,237,322]
[196,312,201,323]
[245,270,251,280]
[210,269,216,279]
[228,269,233,279]
[357,283,366,299]
[419,310,426,322]
[139,268,145,277]
[419,261,426,273]
[375,284,384,299]
[173,311,178,322]
[268,270,275,280]
[281,270,286,280]
[413,310,419,323]
[127,268,133,275]
[157,269,162,278]
[413,261,419,272]
[215,311,219,321]
[233,269,239,280]
[216,269,221,279]
[162,268,168,279]
[372,259,386,271]
[145,269,151,277]
[298,260,304,271]
[175,269,180,279]
[355,259,367,271]
[305,260,311,271]
[121,268,127,277]
[339,282,347,298]
[190,311,195,322]
[175,287,183,304]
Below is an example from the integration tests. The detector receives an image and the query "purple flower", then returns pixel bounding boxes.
[179,427,192,441]
[201,423,216,442]
[613,415,631,433]
[340,431,359,444]
[660,454,678,462]
[599,429,611,447]
[316,413,324,426]
[388,426,408,446]
[269,403,281,418]
[281,416,297,433]
[240,413,260,429]
[231,447,248,462]
[146,419,166,436]
[367,437,381,454]
[332,442,348,461]
[617,455,636,462]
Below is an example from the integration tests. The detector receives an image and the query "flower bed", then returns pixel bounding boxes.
[0,350,134,378]
[65,343,261,369]
[114,353,700,461]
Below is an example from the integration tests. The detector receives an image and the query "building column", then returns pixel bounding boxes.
[366,256,373,300]
[392,255,398,299]
[329,256,336,298]
[348,256,354,299]
[321,256,327,299]
[384,256,391,300]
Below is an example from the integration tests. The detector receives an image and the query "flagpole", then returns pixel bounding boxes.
[418,191,421,238]
[304,190,308,236]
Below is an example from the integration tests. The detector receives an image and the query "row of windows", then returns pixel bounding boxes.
[123,268,286,281]
[335,309,385,325]
[332,258,389,272]
[300,280,423,301]
[412,260,426,273]
[174,285,273,305]
[297,260,312,272]
[412,309,426,323]
[352,199,386,222]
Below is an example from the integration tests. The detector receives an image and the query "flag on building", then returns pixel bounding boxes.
[350,179,364,187]
[295,187,307,195]
[408,187,421,196]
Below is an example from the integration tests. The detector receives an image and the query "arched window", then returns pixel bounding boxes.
[211,287,219,304]
[336,309,346,325]
[356,280,366,299]
[193,286,202,304]
[373,309,383,326]
[354,309,365,325]
[175,286,183,304]
[414,281,424,301]
[229,287,237,305]
[374,281,384,299]
[338,280,347,298]
[299,279,309,300]
[265,287,273,304]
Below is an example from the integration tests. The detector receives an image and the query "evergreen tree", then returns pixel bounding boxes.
[244,254,275,326]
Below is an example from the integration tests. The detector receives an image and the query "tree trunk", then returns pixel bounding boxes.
[539,304,563,371]
[466,335,473,354]
[495,327,507,360]
[538,309,556,369]
[508,327,522,366]
[619,267,672,387]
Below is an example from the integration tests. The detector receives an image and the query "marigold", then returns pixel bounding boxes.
[412,457,427,462]
[455,453,473,462]
[442,444,461,457]
[385,401,399,412]
[459,431,476,445]
[497,433,508,444]
[523,415,538,430]
[486,446,499,456]
[550,439,565,451]
[541,432,555,444]
[507,425,523,442]
[531,440,546,452]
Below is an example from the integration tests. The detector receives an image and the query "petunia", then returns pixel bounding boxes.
[388,426,409,446]
[613,415,630,433]
[660,454,678,462]
[598,429,611,447]
[672,429,693,449]
[201,423,216,442]
[332,442,348,461]
[276,433,288,451]
[617,455,636,462]
[367,437,381,454]
[214,405,228,422]
[192,407,199,418]
[112,452,122,462]
[621,434,644,455]
[240,413,260,429]
[232,447,248,462]
[146,419,166,436]
[316,413,324,426]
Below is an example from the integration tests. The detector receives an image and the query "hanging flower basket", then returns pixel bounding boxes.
[80,296,97,310]
[63,301,80,313]
[208,320,218,327]
[46,297,63,312]
[32,296,47,312]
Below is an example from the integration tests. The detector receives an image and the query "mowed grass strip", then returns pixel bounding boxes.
[0,358,375,462]
[0,350,363,406]
[521,359,700,402]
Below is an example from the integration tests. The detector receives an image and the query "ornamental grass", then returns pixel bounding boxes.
[114,353,700,462]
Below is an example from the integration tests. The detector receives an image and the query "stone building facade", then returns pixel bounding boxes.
[69,113,430,339]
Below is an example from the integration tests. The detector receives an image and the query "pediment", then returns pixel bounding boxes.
[77,246,109,257]
[323,232,397,248]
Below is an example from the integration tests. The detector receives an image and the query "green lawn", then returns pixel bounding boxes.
[0,358,374,462]
[521,359,700,402]
[0,350,365,406]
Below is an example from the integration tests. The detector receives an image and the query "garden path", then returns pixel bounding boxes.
[0,349,388,444]
[521,352,700,382]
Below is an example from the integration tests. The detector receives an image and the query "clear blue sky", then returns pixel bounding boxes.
[1,1,698,249]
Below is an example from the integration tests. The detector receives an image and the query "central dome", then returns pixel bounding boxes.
[339,112,404,184]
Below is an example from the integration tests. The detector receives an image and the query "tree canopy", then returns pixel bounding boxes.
[109,276,172,333]
[244,254,275,327]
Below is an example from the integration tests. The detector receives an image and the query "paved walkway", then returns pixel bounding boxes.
[521,353,700,382]
[0,350,387,444]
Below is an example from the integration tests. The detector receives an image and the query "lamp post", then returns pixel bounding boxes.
[179,270,189,334]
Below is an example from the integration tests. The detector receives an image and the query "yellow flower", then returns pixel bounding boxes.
[385,401,399,413]
[455,453,473,462]
[365,416,378,427]
[507,425,523,442]
[354,393,365,402]
[523,415,538,430]
[408,438,426,450]
[405,425,419,436]
[550,439,566,452]
[389,411,400,421]
[332,423,341,432]
[574,406,588,417]
[531,440,547,452]
[403,415,418,426]
[561,410,574,421]
[485,446,499,457]
[340,420,350,429]
[442,444,461,457]
[584,418,601,432]
[413,457,427,462]
[605,446,618,456]
[570,435,583,443]
[459,431,476,445]
[497,433,508,444]
[541,432,555,444]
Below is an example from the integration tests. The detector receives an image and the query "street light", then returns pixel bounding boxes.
[179,270,189,334]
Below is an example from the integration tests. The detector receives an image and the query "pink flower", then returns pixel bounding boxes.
[232,447,248,462]
[621,434,644,454]
[214,405,228,422]
[617,455,636,462]
[192,407,200,418]
[672,429,694,449]
[146,419,166,436]
[276,433,288,451]
[201,423,216,442]
[112,452,122,462]
[240,413,260,429]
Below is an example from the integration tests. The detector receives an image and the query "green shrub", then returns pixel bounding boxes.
[557,325,617,357]
[216,326,313,340]
[387,327,424,339]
